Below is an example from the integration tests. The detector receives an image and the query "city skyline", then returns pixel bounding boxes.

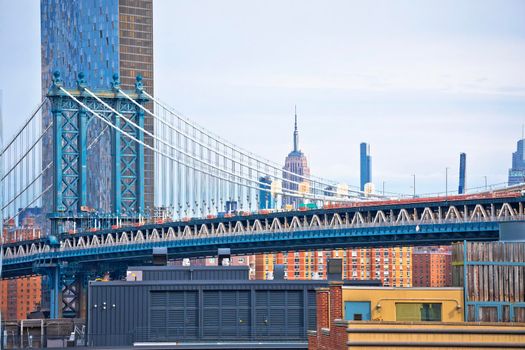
[1,0,524,195]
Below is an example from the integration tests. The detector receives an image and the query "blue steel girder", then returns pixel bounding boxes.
[1,221,501,271]
[51,95,81,212]
[112,98,143,215]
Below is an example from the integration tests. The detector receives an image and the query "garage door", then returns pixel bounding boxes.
[149,291,198,341]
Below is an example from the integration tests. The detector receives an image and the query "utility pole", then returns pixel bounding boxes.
[382,181,385,196]
[484,176,488,191]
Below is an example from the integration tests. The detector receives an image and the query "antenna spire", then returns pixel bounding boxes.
[293,105,299,152]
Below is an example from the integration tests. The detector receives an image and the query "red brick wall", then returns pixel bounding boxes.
[329,282,343,327]
[310,284,347,350]
[316,289,330,331]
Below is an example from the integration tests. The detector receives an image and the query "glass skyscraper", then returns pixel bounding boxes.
[40,0,154,217]
[360,142,372,191]
[509,139,525,185]
[458,153,467,194]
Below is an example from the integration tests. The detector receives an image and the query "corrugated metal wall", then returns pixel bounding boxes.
[88,281,322,346]
[139,266,250,281]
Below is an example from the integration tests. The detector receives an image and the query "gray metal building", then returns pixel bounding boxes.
[87,266,326,348]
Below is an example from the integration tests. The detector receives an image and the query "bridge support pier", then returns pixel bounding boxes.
[37,263,85,319]
[48,266,61,319]
[44,263,125,319]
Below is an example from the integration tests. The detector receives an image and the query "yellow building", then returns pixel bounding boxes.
[342,286,463,322]
[309,282,525,350]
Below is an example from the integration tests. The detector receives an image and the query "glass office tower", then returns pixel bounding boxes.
[360,142,372,191]
[509,139,525,186]
[41,0,154,217]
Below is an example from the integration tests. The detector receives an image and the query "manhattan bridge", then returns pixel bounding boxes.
[1,71,523,318]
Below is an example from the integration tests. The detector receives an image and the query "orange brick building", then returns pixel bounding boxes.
[0,277,42,320]
[1,219,43,320]
[412,246,452,287]
[255,247,412,287]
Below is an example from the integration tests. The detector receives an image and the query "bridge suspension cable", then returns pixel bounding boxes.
[1,161,52,212]
[117,88,367,203]
[63,88,354,219]
[0,99,47,157]
[143,90,377,198]
[0,100,47,221]
[83,88,364,207]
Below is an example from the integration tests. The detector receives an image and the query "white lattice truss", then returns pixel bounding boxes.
[2,201,523,261]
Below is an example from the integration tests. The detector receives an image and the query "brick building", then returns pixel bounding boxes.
[412,246,452,287]
[1,219,43,320]
[0,277,42,320]
[307,282,525,349]
[255,247,412,287]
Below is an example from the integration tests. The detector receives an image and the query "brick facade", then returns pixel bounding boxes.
[310,283,347,350]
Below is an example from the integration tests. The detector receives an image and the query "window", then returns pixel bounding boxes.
[396,303,442,322]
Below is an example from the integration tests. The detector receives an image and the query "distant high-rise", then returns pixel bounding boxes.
[255,247,412,287]
[40,0,154,217]
[360,143,372,191]
[412,246,452,287]
[458,153,467,194]
[282,107,310,208]
[258,176,274,209]
[509,138,525,186]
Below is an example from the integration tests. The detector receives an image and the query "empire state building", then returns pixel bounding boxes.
[282,107,310,207]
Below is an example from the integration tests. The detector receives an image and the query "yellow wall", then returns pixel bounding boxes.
[341,321,525,350]
[342,287,463,322]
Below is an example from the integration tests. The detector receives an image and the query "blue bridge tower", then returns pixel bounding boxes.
[40,71,148,318]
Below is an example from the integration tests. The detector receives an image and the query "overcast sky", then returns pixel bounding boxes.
[1,0,524,195]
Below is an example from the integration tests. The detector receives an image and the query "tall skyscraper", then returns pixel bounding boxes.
[40,0,154,218]
[458,153,467,194]
[282,108,310,208]
[509,138,525,185]
[360,142,372,191]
